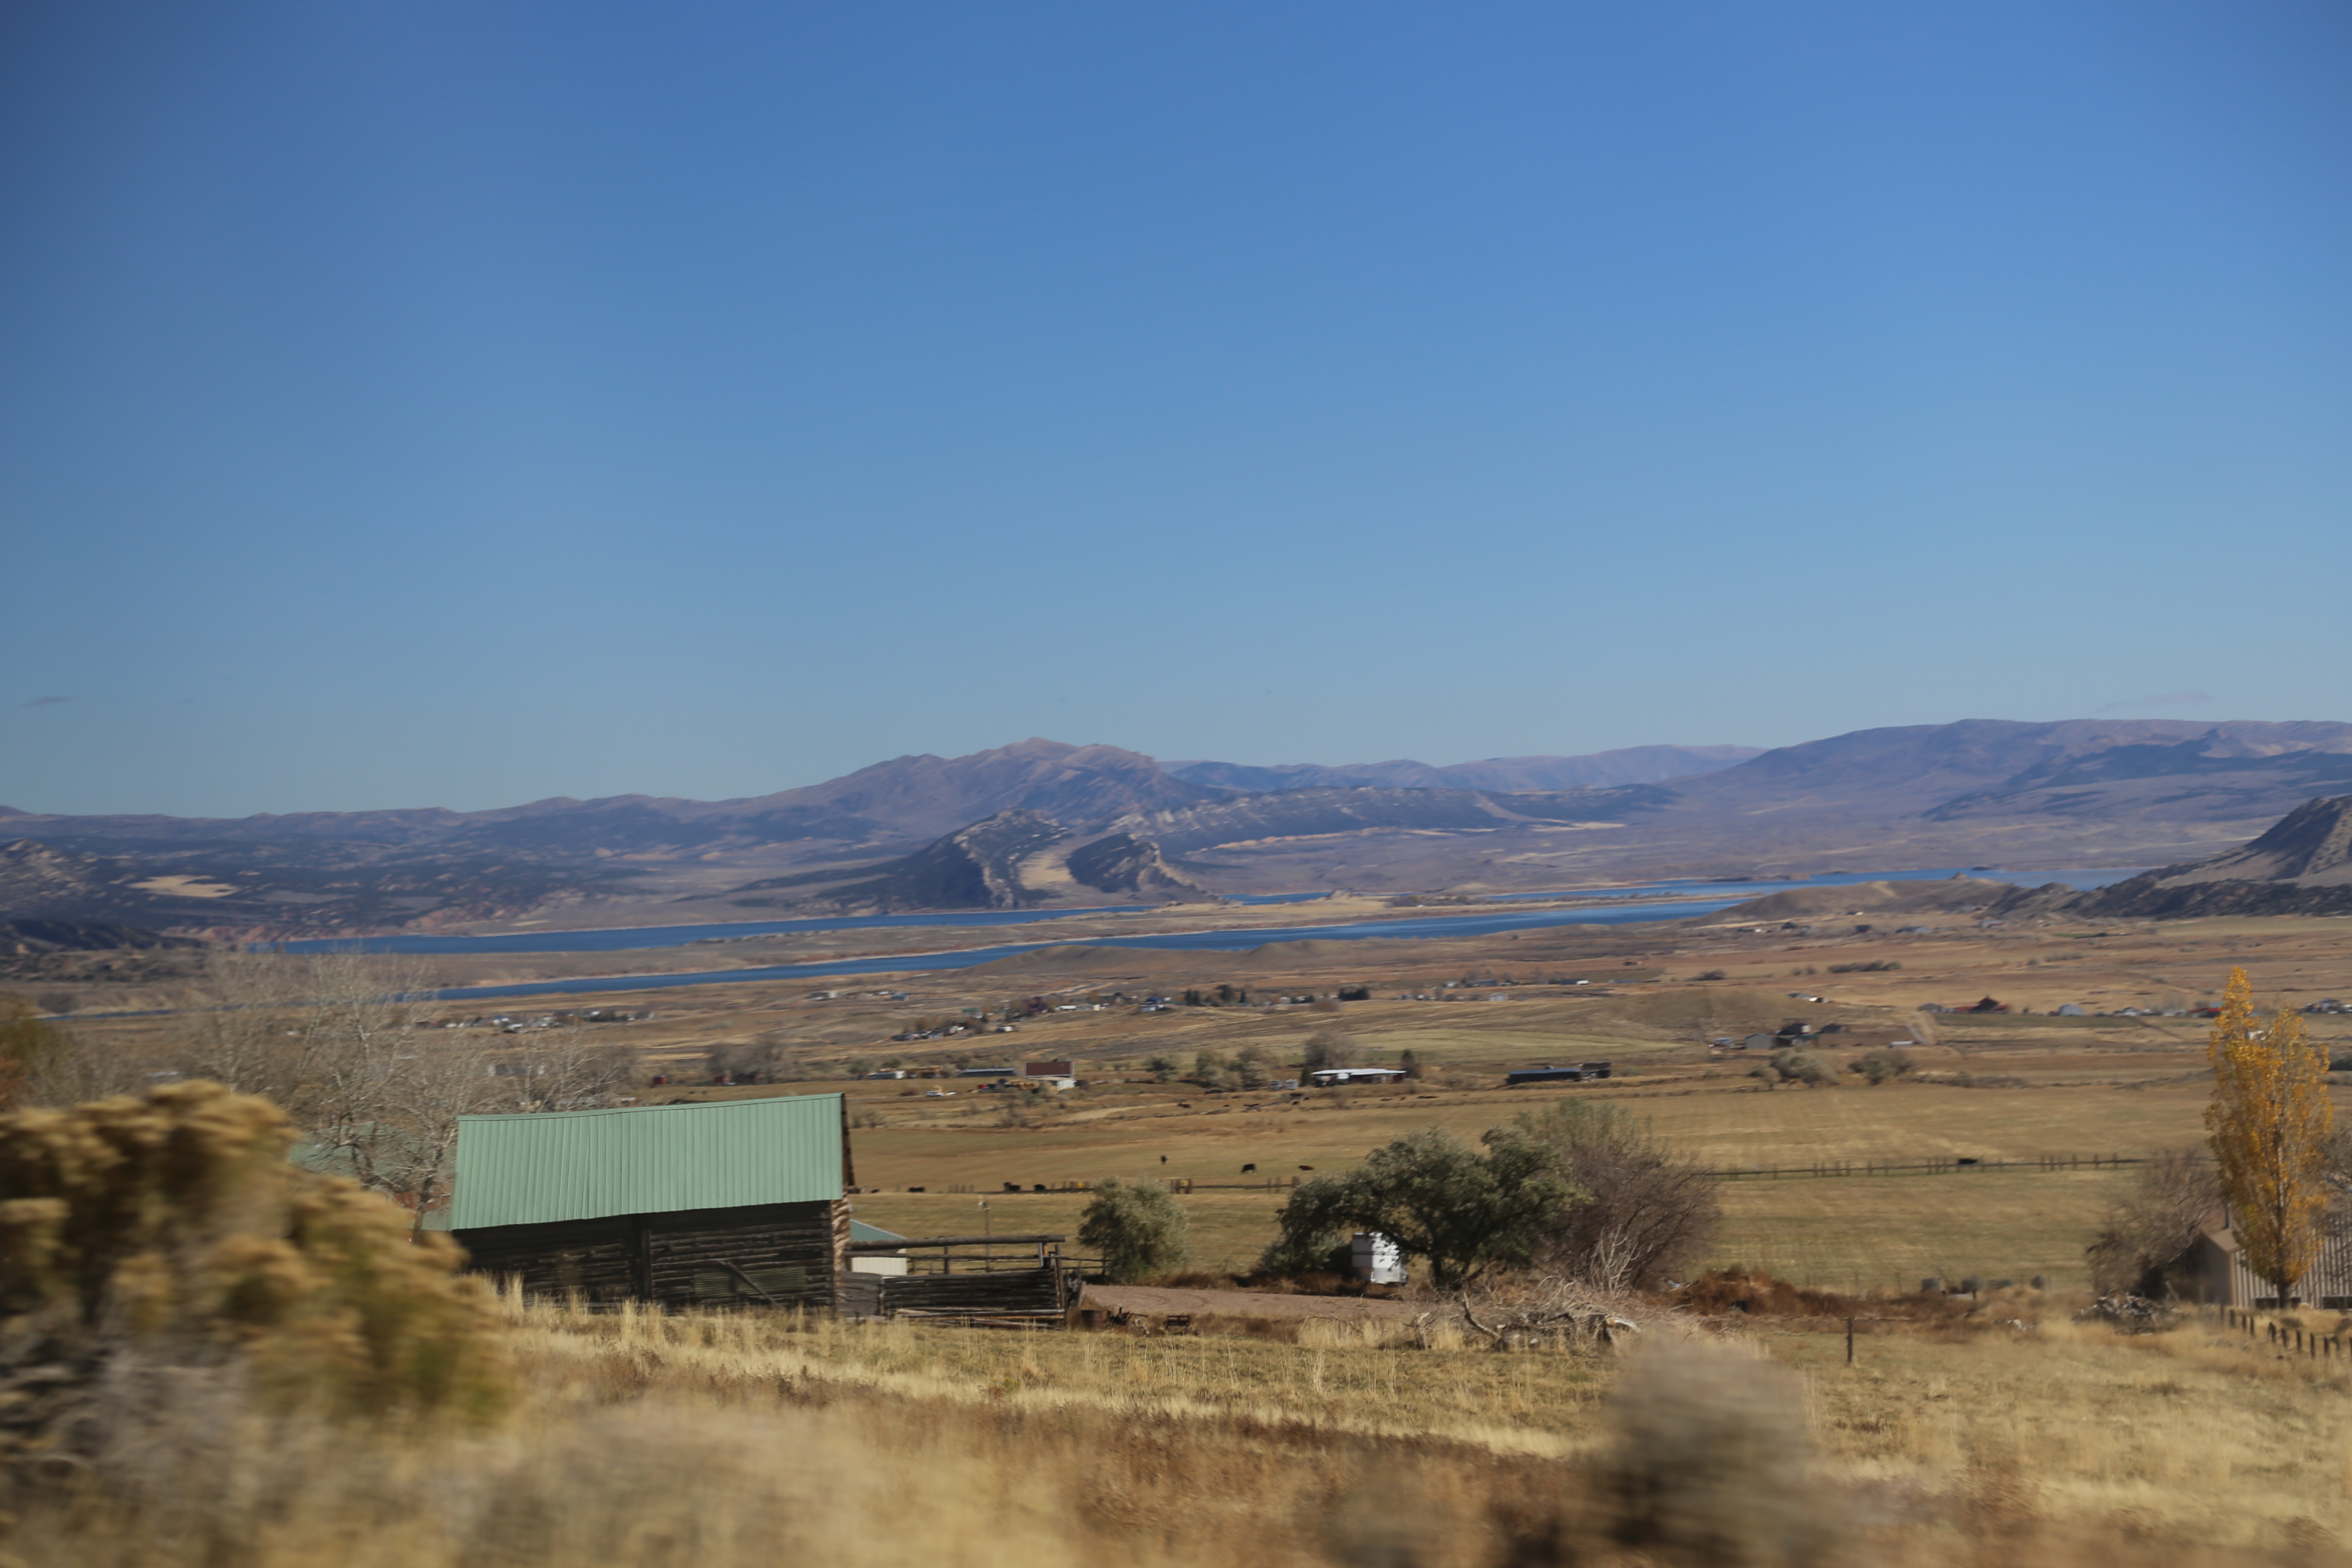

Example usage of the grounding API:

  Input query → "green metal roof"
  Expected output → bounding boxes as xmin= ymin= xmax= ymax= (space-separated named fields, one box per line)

xmin=848 ymin=1219 xmax=904 ymax=1245
xmin=450 ymin=1093 xmax=846 ymax=1231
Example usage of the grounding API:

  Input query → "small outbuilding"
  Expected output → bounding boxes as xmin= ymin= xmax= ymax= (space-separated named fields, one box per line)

xmin=450 ymin=1093 xmax=854 ymax=1310
xmin=2183 ymin=1217 xmax=2352 ymax=1310
xmin=1308 ymin=1067 xmax=1411 ymax=1087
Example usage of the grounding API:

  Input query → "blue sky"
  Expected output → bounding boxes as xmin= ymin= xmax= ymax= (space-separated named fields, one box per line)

xmin=4 ymin=2 xmax=2347 ymax=816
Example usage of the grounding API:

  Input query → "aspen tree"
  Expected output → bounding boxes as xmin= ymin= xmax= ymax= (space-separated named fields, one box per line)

xmin=2205 ymin=966 xmax=2333 ymax=1304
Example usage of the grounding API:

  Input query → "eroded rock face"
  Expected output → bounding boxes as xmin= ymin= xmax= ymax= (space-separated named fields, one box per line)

xmin=1062 ymin=832 xmax=1205 ymax=899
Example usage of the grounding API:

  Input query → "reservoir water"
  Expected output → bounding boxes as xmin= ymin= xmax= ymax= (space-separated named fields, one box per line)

xmin=421 ymin=865 xmax=2144 ymax=1004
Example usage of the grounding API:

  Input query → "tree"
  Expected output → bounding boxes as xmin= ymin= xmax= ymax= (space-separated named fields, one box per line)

xmin=1850 ymin=1049 xmax=1914 ymax=1086
xmin=1144 ymin=1054 xmax=1180 ymax=1083
xmin=1191 ymin=1049 xmax=1234 ymax=1090
xmin=1259 ymin=1125 xmax=1583 ymax=1288
xmin=1510 ymin=1101 xmax=1719 ymax=1291
xmin=2205 ymin=966 xmax=2334 ymax=1304
xmin=1301 ymin=1028 xmax=1356 ymax=1072
xmin=1234 ymin=1044 xmax=1275 ymax=1090
xmin=1766 ymin=1048 xmax=1833 ymax=1087
xmin=1078 ymin=1177 xmax=1190 ymax=1282
xmin=2084 ymin=1147 xmax=2221 ymax=1297
xmin=165 ymin=952 xmax=510 ymax=1229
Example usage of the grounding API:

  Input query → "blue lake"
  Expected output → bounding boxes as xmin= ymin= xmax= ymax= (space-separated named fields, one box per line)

xmin=429 ymin=865 xmax=2143 ymax=1004
xmin=282 ymin=903 xmax=1154 ymax=957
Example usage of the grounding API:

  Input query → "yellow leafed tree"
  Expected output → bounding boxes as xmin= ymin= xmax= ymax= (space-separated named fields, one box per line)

xmin=2205 ymin=966 xmax=2333 ymax=1303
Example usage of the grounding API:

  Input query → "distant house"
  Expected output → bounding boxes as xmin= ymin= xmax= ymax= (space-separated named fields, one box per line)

xmin=1308 ymin=1067 xmax=1410 ymax=1087
xmin=2054 ymin=1003 xmax=2087 ymax=1016
xmin=450 ymin=1093 xmax=853 ymax=1310
xmin=1023 ymin=1060 xmax=1075 ymax=1077
xmin=2184 ymin=1217 xmax=2352 ymax=1310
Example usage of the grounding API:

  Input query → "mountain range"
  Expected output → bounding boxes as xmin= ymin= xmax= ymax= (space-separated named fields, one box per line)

xmin=6 ymin=719 xmax=2352 ymax=936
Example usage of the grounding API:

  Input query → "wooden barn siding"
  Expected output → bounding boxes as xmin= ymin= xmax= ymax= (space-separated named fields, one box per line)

xmin=456 ymin=1198 xmax=850 ymax=1308
xmin=2193 ymin=1220 xmax=2352 ymax=1309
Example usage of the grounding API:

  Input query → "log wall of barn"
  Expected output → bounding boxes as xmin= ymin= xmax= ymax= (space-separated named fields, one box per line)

xmin=455 ymin=1199 xmax=850 ymax=1308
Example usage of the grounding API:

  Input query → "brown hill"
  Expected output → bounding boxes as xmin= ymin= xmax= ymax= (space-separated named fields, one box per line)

xmin=2069 ymin=795 xmax=2352 ymax=918
xmin=1695 ymin=876 xmax=2032 ymax=925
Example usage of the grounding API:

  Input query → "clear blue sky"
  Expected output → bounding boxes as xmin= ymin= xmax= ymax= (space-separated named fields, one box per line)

xmin=4 ymin=2 xmax=2347 ymax=817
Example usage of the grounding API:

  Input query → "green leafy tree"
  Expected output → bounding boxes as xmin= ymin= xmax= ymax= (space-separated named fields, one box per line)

xmin=1234 ymin=1044 xmax=1275 ymax=1091
xmin=1078 ymin=1177 xmax=1190 ymax=1283
xmin=1144 ymin=1054 xmax=1180 ymax=1083
xmin=1260 ymin=1126 xmax=1583 ymax=1287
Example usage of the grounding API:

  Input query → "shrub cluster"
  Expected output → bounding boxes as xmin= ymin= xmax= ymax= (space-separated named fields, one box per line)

xmin=0 ymin=1081 xmax=506 ymax=1478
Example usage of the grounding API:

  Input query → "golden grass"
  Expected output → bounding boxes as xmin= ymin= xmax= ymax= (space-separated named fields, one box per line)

xmin=848 ymin=1079 xmax=2215 ymax=1286
xmin=24 ymin=1291 xmax=2352 ymax=1567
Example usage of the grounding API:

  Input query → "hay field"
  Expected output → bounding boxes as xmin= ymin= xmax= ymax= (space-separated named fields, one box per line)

xmin=848 ymin=1076 xmax=2216 ymax=1285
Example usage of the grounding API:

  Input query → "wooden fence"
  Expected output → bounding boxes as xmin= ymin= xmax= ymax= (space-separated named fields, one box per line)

xmin=1704 ymin=1153 xmax=2143 ymax=1180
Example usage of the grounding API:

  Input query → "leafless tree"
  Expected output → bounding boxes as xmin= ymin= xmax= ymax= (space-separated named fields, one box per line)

xmin=1300 ymin=1027 xmax=1357 ymax=1072
xmin=2084 ymin=1146 xmax=2222 ymax=1296
xmin=1510 ymin=1100 xmax=1719 ymax=1289
xmin=501 ymin=1025 xmax=637 ymax=1111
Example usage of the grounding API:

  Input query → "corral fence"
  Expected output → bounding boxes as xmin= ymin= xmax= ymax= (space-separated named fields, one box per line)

xmin=918 ymin=1178 xmax=1307 ymax=1194
xmin=841 ymin=1232 xmax=1085 ymax=1328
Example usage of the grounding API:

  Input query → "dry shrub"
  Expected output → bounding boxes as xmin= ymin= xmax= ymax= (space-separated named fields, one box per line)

xmin=2083 ymin=1148 xmax=2221 ymax=1298
xmin=1601 ymin=1343 xmax=1830 ymax=1567
xmin=0 ymin=1080 xmax=505 ymax=1480
xmin=1667 ymin=1266 xmax=1965 ymax=1324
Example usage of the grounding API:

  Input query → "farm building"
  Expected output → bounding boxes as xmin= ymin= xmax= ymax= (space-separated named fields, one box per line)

xmin=1308 ymin=1066 xmax=1410 ymax=1087
xmin=1505 ymin=1062 xmax=1613 ymax=1085
xmin=2184 ymin=1218 xmax=2352 ymax=1311
xmin=450 ymin=1093 xmax=854 ymax=1309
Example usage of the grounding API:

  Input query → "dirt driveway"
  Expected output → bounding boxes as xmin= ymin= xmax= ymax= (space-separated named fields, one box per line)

xmin=1080 ymin=1285 xmax=1421 ymax=1321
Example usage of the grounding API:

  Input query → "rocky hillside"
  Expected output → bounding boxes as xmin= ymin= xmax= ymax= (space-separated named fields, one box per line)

xmin=725 ymin=810 xmax=1208 ymax=913
xmin=2066 ymin=794 xmax=2352 ymax=919
xmin=0 ymin=918 xmax=202 ymax=956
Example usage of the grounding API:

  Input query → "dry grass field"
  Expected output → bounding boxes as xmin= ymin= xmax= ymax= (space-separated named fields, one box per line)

xmin=27 ymin=1288 xmax=2352 ymax=1567
xmin=15 ymin=906 xmax=2352 ymax=1567
xmin=43 ymin=902 xmax=2352 ymax=1294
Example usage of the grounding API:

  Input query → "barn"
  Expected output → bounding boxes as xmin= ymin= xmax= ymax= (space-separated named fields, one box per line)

xmin=450 ymin=1093 xmax=854 ymax=1310
xmin=2184 ymin=1218 xmax=2352 ymax=1311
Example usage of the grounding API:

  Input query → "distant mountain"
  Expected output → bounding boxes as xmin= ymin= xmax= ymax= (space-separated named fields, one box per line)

xmin=726 ymin=809 xmax=1210 ymax=913
xmin=1166 ymin=744 xmax=1759 ymax=793
xmin=13 ymin=722 xmax=2352 ymax=932
xmin=3 ymin=738 xmax=1212 ymax=860
xmin=0 ymin=918 xmax=202 ymax=956
xmin=1111 ymin=784 xmax=1673 ymax=856
xmin=2067 ymin=794 xmax=2352 ymax=919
